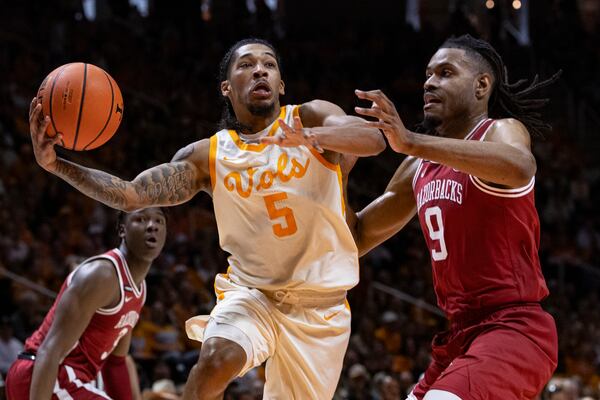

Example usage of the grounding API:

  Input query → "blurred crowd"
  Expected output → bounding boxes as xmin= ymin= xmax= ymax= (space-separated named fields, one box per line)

xmin=1 ymin=0 xmax=599 ymax=398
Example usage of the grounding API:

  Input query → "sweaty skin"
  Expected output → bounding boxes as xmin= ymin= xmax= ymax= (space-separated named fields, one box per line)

xmin=349 ymin=48 xmax=536 ymax=256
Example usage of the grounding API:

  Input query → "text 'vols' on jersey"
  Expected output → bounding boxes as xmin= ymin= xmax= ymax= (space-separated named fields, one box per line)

xmin=412 ymin=118 xmax=549 ymax=320
xmin=24 ymin=248 xmax=146 ymax=381
xmin=209 ymin=105 xmax=358 ymax=293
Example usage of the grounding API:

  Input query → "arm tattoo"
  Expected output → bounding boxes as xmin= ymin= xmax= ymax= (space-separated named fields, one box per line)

xmin=54 ymin=159 xmax=129 ymax=209
xmin=133 ymin=163 xmax=195 ymax=204
xmin=53 ymin=159 xmax=196 ymax=210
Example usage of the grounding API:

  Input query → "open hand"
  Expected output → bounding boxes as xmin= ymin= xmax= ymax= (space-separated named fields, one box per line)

xmin=29 ymin=97 xmax=62 ymax=171
xmin=355 ymin=89 xmax=411 ymax=154
xmin=260 ymin=116 xmax=324 ymax=153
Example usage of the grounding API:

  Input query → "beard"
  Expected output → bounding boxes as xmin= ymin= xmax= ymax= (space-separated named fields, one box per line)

xmin=248 ymin=101 xmax=275 ymax=117
xmin=422 ymin=114 xmax=442 ymax=132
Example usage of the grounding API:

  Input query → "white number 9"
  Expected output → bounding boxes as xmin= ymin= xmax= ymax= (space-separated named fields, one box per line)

xmin=424 ymin=206 xmax=448 ymax=261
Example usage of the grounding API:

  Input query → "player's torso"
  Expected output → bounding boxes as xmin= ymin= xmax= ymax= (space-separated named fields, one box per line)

xmin=412 ymin=119 xmax=549 ymax=318
xmin=210 ymin=105 xmax=358 ymax=292
xmin=25 ymin=248 xmax=145 ymax=380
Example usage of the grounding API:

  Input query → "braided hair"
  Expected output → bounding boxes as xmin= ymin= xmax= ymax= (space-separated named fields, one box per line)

xmin=440 ymin=34 xmax=561 ymax=136
xmin=217 ymin=38 xmax=282 ymax=132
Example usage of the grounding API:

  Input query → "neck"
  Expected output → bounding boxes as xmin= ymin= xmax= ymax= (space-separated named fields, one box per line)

xmin=118 ymin=243 xmax=153 ymax=287
xmin=438 ymin=110 xmax=487 ymax=139
xmin=236 ymin=102 xmax=281 ymax=136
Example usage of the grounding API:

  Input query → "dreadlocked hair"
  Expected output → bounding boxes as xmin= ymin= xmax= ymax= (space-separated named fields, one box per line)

xmin=441 ymin=34 xmax=561 ymax=137
xmin=217 ymin=38 xmax=282 ymax=132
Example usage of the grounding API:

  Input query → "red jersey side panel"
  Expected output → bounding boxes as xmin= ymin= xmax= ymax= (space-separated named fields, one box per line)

xmin=24 ymin=248 xmax=145 ymax=381
xmin=412 ymin=119 xmax=549 ymax=319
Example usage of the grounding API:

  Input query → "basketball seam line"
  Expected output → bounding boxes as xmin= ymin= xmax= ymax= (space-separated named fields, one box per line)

xmin=72 ymin=63 xmax=88 ymax=150
xmin=48 ymin=64 xmax=70 ymax=143
xmin=84 ymin=71 xmax=115 ymax=150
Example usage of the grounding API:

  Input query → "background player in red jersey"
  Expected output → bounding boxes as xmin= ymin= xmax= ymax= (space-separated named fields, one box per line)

xmin=345 ymin=35 xmax=561 ymax=399
xmin=5 ymin=207 xmax=167 ymax=400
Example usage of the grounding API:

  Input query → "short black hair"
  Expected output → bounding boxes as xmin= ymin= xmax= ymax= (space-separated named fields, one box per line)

xmin=217 ymin=38 xmax=282 ymax=132
xmin=440 ymin=34 xmax=561 ymax=136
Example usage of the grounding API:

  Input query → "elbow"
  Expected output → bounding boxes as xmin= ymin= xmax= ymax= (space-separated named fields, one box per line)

xmin=511 ymin=156 xmax=536 ymax=187
xmin=373 ymin=132 xmax=387 ymax=155
xmin=363 ymin=130 xmax=386 ymax=156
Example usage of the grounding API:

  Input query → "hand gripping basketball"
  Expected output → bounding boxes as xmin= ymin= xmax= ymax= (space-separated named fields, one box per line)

xmin=29 ymin=97 xmax=60 ymax=172
xmin=36 ymin=63 xmax=124 ymax=151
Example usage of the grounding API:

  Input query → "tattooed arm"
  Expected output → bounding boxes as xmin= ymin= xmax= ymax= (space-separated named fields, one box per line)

xmin=54 ymin=141 xmax=209 ymax=211
xmin=30 ymin=96 xmax=210 ymax=211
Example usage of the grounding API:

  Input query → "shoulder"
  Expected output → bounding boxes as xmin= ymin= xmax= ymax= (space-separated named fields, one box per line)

xmin=299 ymin=100 xmax=345 ymax=127
xmin=171 ymin=139 xmax=210 ymax=163
xmin=486 ymin=118 xmax=531 ymax=144
xmin=69 ymin=259 xmax=120 ymax=300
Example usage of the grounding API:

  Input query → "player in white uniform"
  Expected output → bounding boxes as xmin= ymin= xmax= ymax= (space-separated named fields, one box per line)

xmin=28 ymin=38 xmax=385 ymax=399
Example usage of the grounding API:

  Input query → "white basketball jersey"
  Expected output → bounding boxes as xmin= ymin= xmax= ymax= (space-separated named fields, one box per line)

xmin=209 ymin=105 xmax=359 ymax=293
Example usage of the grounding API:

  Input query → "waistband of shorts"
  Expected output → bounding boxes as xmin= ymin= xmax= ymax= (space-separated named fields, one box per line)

xmin=18 ymin=351 xmax=36 ymax=361
xmin=449 ymin=302 xmax=542 ymax=329
xmin=261 ymin=289 xmax=347 ymax=308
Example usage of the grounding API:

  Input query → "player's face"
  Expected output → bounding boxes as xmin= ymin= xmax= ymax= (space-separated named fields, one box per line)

xmin=121 ymin=208 xmax=167 ymax=260
xmin=423 ymin=48 xmax=478 ymax=131
xmin=222 ymin=43 xmax=285 ymax=117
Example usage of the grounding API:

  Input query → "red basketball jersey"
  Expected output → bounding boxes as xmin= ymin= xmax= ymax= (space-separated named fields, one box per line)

xmin=412 ymin=119 xmax=549 ymax=320
xmin=25 ymin=248 xmax=146 ymax=381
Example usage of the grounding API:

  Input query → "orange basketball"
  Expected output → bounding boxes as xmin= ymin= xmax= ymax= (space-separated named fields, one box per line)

xmin=36 ymin=63 xmax=124 ymax=151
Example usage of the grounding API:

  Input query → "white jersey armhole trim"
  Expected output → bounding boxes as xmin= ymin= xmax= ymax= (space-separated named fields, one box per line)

xmin=66 ymin=251 xmax=125 ymax=315
xmin=96 ymin=252 xmax=125 ymax=315
xmin=114 ymin=248 xmax=142 ymax=298
xmin=412 ymin=158 xmax=424 ymax=190
xmin=464 ymin=118 xmax=490 ymax=140
xmin=469 ymin=175 xmax=535 ymax=198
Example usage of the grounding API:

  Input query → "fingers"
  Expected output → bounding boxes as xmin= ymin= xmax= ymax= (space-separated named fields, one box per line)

xmin=279 ymin=119 xmax=298 ymax=138
xmin=293 ymin=116 xmax=303 ymax=131
xmin=39 ymin=115 xmax=51 ymax=137
xmin=354 ymin=106 xmax=393 ymax=121
xmin=29 ymin=97 xmax=37 ymax=121
xmin=355 ymin=89 xmax=394 ymax=112
xmin=29 ymin=101 xmax=42 ymax=125
xmin=259 ymin=136 xmax=280 ymax=145
xmin=362 ymin=120 xmax=392 ymax=130
xmin=355 ymin=89 xmax=390 ymax=103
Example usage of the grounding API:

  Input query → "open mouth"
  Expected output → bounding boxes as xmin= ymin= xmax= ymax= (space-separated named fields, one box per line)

xmin=251 ymin=81 xmax=272 ymax=98
xmin=145 ymin=236 xmax=158 ymax=247
xmin=423 ymin=93 xmax=442 ymax=110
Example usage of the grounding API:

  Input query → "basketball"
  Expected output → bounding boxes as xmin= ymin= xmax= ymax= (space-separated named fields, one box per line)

xmin=36 ymin=63 xmax=124 ymax=151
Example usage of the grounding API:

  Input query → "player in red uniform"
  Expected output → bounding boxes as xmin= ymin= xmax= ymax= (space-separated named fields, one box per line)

xmin=346 ymin=35 xmax=561 ymax=399
xmin=5 ymin=207 xmax=167 ymax=400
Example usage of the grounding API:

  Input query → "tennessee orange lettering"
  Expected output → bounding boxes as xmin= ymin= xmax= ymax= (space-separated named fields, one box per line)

xmin=224 ymin=153 xmax=310 ymax=197
xmin=224 ymin=167 xmax=257 ymax=198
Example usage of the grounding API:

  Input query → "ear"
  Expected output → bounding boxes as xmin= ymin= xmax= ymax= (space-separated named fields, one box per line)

xmin=118 ymin=224 xmax=125 ymax=239
xmin=221 ymin=80 xmax=231 ymax=97
xmin=475 ymin=73 xmax=493 ymax=100
xmin=279 ymin=79 xmax=285 ymax=96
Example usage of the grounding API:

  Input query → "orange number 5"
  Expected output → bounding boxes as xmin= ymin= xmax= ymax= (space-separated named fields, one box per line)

xmin=263 ymin=192 xmax=297 ymax=237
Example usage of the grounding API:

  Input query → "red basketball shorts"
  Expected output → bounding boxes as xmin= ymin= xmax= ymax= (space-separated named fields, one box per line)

xmin=411 ymin=304 xmax=558 ymax=400
xmin=6 ymin=358 xmax=109 ymax=400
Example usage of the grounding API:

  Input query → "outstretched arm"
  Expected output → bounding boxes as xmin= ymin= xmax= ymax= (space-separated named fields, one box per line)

xmin=355 ymin=90 xmax=536 ymax=188
xmin=30 ymin=98 xmax=210 ymax=211
xmin=30 ymin=261 xmax=121 ymax=400
xmin=347 ymin=157 xmax=419 ymax=256
xmin=261 ymin=99 xmax=386 ymax=157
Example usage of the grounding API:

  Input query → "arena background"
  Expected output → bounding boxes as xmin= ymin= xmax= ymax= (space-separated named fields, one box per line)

xmin=1 ymin=0 xmax=599 ymax=398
